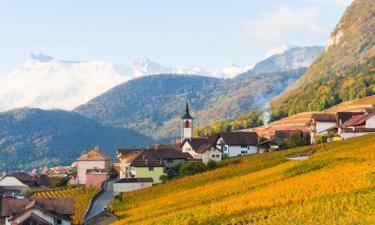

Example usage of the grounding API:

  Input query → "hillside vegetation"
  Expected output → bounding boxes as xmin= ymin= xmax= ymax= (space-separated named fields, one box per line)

xmin=110 ymin=134 xmax=375 ymax=224
xmin=0 ymin=108 xmax=153 ymax=171
xmin=75 ymin=47 xmax=322 ymax=140
xmin=271 ymin=0 xmax=375 ymax=118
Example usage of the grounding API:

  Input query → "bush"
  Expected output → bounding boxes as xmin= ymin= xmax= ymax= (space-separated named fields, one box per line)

xmin=179 ymin=161 xmax=208 ymax=176
xmin=207 ymin=160 xmax=217 ymax=170
xmin=159 ymin=175 xmax=168 ymax=183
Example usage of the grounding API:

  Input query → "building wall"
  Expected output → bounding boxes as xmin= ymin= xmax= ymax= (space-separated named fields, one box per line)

xmin=113 ymin=182 xmax=152 ymax=195
xmin=202 ymin=148 xmax=222 ymax=164
xmin=134 ymin=167 xmax=165 ymax=184
xmin=216 ymin=137 xmax=259 ymax=157
xmin=6 ymin=208 xmax=70 ymax=225
xmin=365 ymin=116 xmax=375 ymax=128
xmin=316 ymin=122 xmax=336 ymax=133
xmin=340 ymin=132 xmax=374 ymax=140
xmin=86 ymin=173 xmax=108 ymax=188
xmin=77 ymin=160 xmax=110 ymax=184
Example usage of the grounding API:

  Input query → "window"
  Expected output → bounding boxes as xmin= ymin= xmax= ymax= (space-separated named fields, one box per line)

xmin=241 ymin=145 xmax=247 ymax=148
xmin=212 ymin=154 xmax=216 ymax=158
xmin=184 ymin=120 xmax=190 ymax=128
xmin=149 ymin=167 xmax=154 ymax=171
xmin=216 ymin=154 xmax=220 ymax=158
xmin=241 ymin=151 xmax=247 ymax=154
xmin=55 ymin=219 xmax=62 ymax=225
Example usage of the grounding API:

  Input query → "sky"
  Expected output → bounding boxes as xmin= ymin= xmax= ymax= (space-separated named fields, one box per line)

xmin=0 ymin=0 xmax=352 ymax=75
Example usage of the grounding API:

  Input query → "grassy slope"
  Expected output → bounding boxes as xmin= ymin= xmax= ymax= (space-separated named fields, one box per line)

xmin=111 ymin=135 xmax=375 ymax=225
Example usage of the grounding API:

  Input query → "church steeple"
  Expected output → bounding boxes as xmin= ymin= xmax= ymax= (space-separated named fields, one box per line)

xmin=181 ymin=102 xmax=193 ymax=141
xmin=181 ymin=102 xmax=193 ymax=120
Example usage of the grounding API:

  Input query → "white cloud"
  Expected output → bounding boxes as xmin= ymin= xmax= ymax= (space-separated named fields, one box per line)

xmin=242 ymin=7 xmax=328 ymax=48
xmin=265 ymin=45 xmax=291 ymax=58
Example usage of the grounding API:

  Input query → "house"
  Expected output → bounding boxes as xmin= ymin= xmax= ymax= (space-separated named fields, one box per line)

xmin=216 ymin=132 xmax=259 ymax=157
xmin=181 ymin=137 xmax=222 ymax=164
xmin=76 ymin=146 xmax=111 ymax=185
xmin=113 ymin=178 xmax=153 ymax=195
xmin=0 ymin=174 xmax=30 ymax=192
xmin=309 ymin=113 xmax=337 ymax=144
xmin=117 ymin=148 xmax=191 ymax=183
xmin=1 ymin=198 xmax=74 ymax=225
xmin=85 ymin=169 xmax=109 ymax=188
xmin=258 ymin=140 xmax=279 ymax=153
xmin=117 ymin=150 xmax=165 ymax=183
xmin=338 ymin=112 xmax=375 ymax=139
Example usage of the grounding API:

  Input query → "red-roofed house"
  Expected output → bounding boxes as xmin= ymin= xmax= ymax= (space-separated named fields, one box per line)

xmin=76 ymin=146 xmax=111 ymax=185
xmin=309 ymin=113 xmax=337 ymax=144
xmin=338 ymin=112 xmax=375 ymax=139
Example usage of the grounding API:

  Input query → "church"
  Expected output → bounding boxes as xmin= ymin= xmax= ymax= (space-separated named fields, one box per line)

xmin=180 ymin=102 xmax=223 ymax=164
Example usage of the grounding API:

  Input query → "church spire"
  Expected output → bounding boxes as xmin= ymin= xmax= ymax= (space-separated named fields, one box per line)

xmin=181 ymin=102 xmax=193 ymax=119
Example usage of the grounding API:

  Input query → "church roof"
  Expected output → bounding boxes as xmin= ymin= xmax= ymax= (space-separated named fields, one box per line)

xmin=77 ymin=147 xmax=111 ymax=161
xmin=181 ymin=102 xmax=193 ymax=119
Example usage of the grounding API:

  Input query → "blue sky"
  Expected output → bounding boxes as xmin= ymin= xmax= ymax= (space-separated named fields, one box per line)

xmin=0 ymin=0 xmax=351 ymax=74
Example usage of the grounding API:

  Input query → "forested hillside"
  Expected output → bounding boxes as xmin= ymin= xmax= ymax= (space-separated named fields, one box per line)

xmin=0 ymin=108 xmax=153 ymax=171
xmin=75 ymin=47 xmax=322 ymax=140
xmin=110 ymin=134 xmax=375 ymax=224
xmin=271 ymin=0 xmax=375 ymax=118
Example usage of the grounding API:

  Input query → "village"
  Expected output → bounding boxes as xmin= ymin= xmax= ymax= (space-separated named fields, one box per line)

xmin=1 ymin=102 xmax=375 ymax=225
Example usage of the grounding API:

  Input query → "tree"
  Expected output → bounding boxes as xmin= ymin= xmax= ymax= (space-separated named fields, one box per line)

xmin=179 ymin=162 xmax=207 ymax=176
xmin=207 ymin=160 xmax=217 ymax=170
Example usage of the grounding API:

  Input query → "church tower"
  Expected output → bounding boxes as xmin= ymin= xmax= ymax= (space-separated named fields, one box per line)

xmin=181 ymin=102 xmax=193 ymax=141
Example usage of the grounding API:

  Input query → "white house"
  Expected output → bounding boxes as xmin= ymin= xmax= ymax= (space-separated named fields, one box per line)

xmin=0 ymin=174 xmax=29 ymax=192
xmin=309 ymin=113 xmax=337 ymax=144
xmin=1 ymin=198 xmax=74 ymax=225
xmin=338 ymin=112 xmax=375 ymax=139
xmin=181 ymin=137 xmax=222 ymax=164
xmin=216 ymin=132 xmax=259 ymax=157
xmin=76 ymin=146 xmax=111 ymax=185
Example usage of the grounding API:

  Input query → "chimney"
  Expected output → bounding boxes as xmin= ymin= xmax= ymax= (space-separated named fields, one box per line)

xmin=95 ymin=146 xmax=99 ymax=150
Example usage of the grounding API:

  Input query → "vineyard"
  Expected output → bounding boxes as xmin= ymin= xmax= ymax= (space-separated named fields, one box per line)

xmin=110 ymin=134 xmax=375 ymax=224
xmin=32 ymin=186 xmax=99 ymax=225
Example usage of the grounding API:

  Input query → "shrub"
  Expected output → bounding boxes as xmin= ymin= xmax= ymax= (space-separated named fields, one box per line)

xmin=179 ymin=161 xmax=207 ymax=176
xmin=207 ymin=160 xmax=217 ymax=170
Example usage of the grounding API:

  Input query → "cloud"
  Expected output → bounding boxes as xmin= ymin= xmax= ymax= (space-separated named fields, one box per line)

xmin=242 ymin=7 xmax=328 ymax=48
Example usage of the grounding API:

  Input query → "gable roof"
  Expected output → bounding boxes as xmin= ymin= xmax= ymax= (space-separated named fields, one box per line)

xmin=342 ymin=113 xmax=375 ymax=127
xmin=1 ymin=198 xmax=74 ymax=217
xmin=336 ymin=111 xmax=364 ymax=125
xmin=311 ymin=113 xmax=337 ymax=122
xmin=182 ymin=136 xmax=218 ymax=153
xmin=148 ymin=143 xmax=182 ymax=151
xmin=218 ymin=132 xmax=258 ymax=145
xmin=77 ymin=147 xmax=110 ymax=161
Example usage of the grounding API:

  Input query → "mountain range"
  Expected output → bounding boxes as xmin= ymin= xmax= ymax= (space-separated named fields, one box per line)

xmin=0 ymin=54 xmax=252 ymax=112
xmin=75 ymin=46 xmax=323 ymax=139
xmin=0 ymin=46 xmax=323 ymax=171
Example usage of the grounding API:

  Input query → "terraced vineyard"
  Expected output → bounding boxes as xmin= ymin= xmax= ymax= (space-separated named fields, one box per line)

xmin=32 ymin=186 xmax=99 ymax=225
xmin=110 ymin=134 xmax=375 ymax=224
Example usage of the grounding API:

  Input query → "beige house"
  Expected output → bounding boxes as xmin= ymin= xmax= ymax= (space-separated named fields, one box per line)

xmin=76 ymin=146 xmax=111 ymax=185
xmin=181 ymin=137 xmax=222 ymax=164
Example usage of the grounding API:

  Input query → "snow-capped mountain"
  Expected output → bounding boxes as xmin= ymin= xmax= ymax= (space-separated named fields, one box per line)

xmin=212 ymin=63 xmax=253 ymax=79
xmin=0 ymin=53 xmax=249 ymax=112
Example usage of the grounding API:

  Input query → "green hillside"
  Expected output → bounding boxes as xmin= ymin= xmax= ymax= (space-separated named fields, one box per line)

xmin=110 ymin=134 xmax=375 ymax=225
xmin=271 ymin=0 xmax=375 ymax=118
xmin=0 ymin=108 xmax=153 ymax=172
